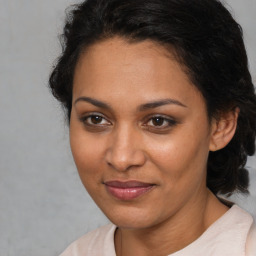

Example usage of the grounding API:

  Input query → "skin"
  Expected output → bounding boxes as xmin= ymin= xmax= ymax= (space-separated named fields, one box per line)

xmin=70 ymin=37 xmax=237 ymax=256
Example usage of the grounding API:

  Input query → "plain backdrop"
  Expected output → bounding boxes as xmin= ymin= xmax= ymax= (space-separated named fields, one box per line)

xmin=0 ymin=0 xmax=255 ymax=255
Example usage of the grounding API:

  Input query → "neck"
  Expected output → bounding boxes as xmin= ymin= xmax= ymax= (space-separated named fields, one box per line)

xmin=115 ymin=190 xmax=228 ymax=256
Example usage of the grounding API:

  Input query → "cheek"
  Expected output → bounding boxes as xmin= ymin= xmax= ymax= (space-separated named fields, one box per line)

xmin=149 ymin=128 xmax=210 ymax=181
xmin=69 ymin=125 xmax=105 ymax=184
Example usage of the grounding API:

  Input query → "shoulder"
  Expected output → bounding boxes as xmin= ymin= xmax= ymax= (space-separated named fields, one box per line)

xmin=230 ymin=206 xmax=256 ymax=256
xmin=246 ymin=222 xmax=256 ymax=256
xmin=59 ymin=223 xmax=117 ymax=256
xmin=171 ymin=205 xmax=254 ymax=256
xmin=227 ymin=205 xmax=256 ymax=256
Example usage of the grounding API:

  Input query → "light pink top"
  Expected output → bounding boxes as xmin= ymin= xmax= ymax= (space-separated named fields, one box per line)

xmin=60 ymin=205 xmax=256 ymax=256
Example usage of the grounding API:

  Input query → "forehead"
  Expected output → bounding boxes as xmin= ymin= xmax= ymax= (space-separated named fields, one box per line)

xmin=73 ymin=37 xmax=204 ymax=109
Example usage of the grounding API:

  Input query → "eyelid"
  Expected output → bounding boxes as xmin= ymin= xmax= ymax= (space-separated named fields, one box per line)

xmin=79 ymin=112 xmax=112 ymax=126
xmin=142 ymin=114 xmax=177 ymax=128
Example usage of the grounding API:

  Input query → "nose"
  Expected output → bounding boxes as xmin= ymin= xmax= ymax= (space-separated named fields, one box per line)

xmin=105 ymin=125 xmax=146 ymax=172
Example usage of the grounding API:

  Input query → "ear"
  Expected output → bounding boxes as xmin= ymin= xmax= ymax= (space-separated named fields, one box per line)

xmin=209 ymin=108 xmax=239 ymax=152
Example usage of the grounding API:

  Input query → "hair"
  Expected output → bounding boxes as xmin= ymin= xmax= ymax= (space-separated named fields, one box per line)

xmin=49 ymin=0 xmax=256 ymax=196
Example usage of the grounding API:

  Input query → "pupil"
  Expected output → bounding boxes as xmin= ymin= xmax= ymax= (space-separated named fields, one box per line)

xmin=91 ymin=116 xmax=102 ymax=124
xmin=152 ymin=117 xmax=164 ymax=126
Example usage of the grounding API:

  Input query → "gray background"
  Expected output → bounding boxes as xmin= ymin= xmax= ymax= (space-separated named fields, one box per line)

xmin=0 ymin=1 xmax=255 ymax=255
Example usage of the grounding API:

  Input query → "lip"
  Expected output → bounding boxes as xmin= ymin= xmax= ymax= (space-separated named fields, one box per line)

xmin=104 ymin=180 xmax=155 ymax=200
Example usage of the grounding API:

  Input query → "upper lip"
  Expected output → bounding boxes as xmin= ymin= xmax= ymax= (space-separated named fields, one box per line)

xmin=104 ymin=180 xmax=154 ymax=188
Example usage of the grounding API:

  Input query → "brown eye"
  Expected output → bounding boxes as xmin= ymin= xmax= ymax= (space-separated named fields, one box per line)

xmin=151 ymin=117 xmax=165 ymax=126
xmin=90 ymin=115 xmax=103 ymax=124
xmin=145 ymin=115 xmax=177 ymax=129
xmin=80 ymin=114 xmax=111 ymax=126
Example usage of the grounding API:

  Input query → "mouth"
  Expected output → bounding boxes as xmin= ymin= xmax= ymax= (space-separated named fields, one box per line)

xmin=104 ymin=180 xmax=155 ymax=200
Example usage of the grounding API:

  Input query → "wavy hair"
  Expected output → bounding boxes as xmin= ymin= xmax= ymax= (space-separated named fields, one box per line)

xmin=49 ymin=0 xmax=256 ymax=195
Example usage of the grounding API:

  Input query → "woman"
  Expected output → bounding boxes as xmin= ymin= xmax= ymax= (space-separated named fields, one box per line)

xmin=49 ymin=0 xmax=256 ymax=255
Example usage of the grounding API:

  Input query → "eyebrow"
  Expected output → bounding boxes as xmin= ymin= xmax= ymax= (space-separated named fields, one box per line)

xmin=138 ymin=99 xmax=187 ymax=111
xmin=74 ymin=97 xmax=112 ymax=110
xmin=74 ymin=97 xmax=187 ymax=110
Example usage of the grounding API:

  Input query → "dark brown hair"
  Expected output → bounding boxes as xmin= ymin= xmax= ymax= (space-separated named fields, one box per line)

xmin=49 ymin=0 xmax=256 ymax=195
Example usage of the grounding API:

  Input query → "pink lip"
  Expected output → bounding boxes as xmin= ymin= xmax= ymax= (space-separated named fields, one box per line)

xmin=104 ymin=180 xmax=155 ymax=200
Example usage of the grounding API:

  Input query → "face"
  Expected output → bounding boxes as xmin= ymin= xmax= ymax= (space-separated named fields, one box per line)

xmin=70 ymin=37 xmax=215 ymax=229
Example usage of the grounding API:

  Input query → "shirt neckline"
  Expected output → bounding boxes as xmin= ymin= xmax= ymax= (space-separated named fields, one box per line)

xmin=107 ymin=205 xmax=253 ymax=256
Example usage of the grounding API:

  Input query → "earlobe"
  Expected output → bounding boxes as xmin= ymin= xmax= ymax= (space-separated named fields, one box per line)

xmin=209 ymin=108 xmax=239 ymax=151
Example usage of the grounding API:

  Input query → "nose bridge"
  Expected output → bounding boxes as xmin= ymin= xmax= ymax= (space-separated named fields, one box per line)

xmin=105 ymin=123 xmax=145 ymax=171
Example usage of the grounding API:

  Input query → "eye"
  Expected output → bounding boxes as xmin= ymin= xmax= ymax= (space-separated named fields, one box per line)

xmin=144 ymin=115 xmax=177 ymax=129
xmin=80 ymin=114 xmax=111 ymax=126
xmin=149 ymin=117 xmax=166 ymax=126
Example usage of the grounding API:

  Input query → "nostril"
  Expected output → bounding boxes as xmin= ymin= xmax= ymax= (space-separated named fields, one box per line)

xmin=105 ymin=148 xmax=146 ymax=172
xmin=104 ymin=129 xmax=146 ymax=171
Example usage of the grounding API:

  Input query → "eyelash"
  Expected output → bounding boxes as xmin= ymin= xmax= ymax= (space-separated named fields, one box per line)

xmin=79 ymin=113 xmax=111 ymax=127
xmin=144 ymin=115 xmax=177 ymax=130
xmin=79 ymin=113 xmax=177 ymax=131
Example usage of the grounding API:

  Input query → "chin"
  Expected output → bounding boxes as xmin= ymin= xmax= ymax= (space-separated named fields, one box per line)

xmin=102 ymin=205 xmax=162 ymax=229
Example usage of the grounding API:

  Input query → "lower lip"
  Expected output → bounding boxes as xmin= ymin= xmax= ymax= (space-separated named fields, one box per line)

xmin=105 ymin=185 xmax=154 ymax=200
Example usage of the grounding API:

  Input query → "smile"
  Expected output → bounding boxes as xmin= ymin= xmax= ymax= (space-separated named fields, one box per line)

xmin=104 ymin=180 xmax=155 ymax=200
